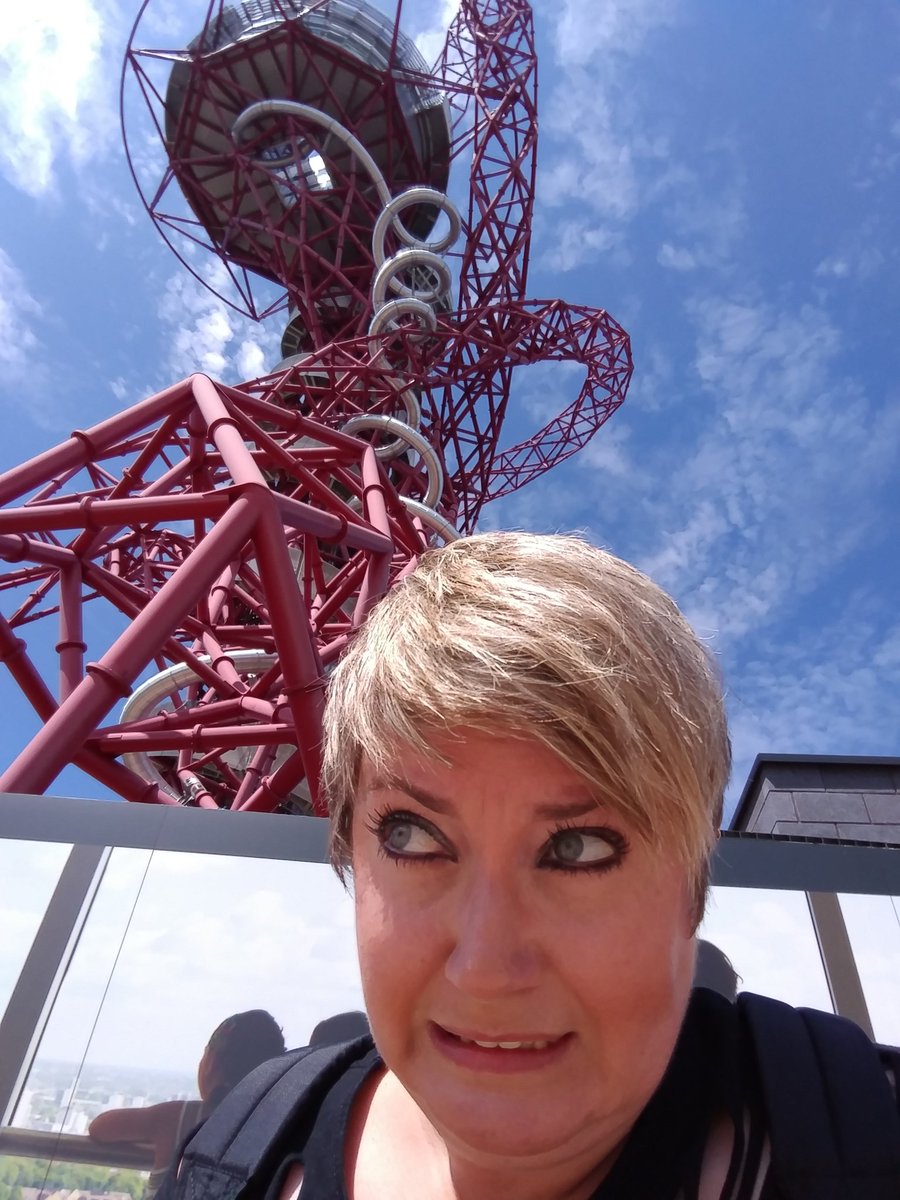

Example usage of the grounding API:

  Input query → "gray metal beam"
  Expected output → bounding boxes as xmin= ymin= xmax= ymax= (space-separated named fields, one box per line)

xmin=3 ymin=795 xmax=899 ymax=892
xmin=712 ymin=831 xmax=900 ymax=896
xmin=807 ymin=890 xmax=875 ymax=1038
xmin=0 ymin=1126 xmax=153 ymax=1169
xmin=0 ymin=792 xmax=329 ymax=863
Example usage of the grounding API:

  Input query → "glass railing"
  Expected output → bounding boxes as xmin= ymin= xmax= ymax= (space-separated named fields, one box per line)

xmin=0 ymin=1126 xmax=153 ymax=1168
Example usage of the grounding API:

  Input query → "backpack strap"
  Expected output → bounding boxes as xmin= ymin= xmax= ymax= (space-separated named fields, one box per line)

xmin=739 ymin=993 xmax=900 ymax=1200
xmin=167 ymin=1036 xmax=374 ymax=1200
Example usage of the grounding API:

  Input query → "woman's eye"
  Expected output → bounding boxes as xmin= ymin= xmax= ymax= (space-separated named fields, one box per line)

xmin=379 ymin=816 xmax=443 ymax=857
xmin=544 ymin=828 xmax=622 ymax=869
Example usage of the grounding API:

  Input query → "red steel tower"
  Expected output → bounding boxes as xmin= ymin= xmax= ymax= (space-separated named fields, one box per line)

xmin=0 ymin=0 xmax=631 ymax=813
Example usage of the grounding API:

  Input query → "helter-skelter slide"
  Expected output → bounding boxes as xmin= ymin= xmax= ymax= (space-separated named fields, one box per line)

xmin=0 ymin=0 xmax=631 ymax=814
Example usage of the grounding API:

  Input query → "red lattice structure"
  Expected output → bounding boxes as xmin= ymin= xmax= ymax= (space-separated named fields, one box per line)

xmin=0 ymin=0 xmax=631 ymax=811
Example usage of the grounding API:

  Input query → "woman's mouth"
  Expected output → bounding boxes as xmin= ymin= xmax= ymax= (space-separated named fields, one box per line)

xmin=429 ymin=1023 xmax=573 ymax=1072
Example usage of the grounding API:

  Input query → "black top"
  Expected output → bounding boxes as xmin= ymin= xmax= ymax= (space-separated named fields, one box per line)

xmin=266 ymin=988 xmax=776 ymax=1200
xmin=592 ymin=987 xmax=769 ymax=1200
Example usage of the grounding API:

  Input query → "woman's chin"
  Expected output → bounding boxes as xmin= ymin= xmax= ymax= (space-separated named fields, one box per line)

xmin=421 ymin=1088 xmax=592 ymax=1166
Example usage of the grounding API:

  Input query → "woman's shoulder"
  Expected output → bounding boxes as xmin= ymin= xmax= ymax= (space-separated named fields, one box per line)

xmin=696 ymin=988 xmax=900 ymax=1198
xmin=690 ymin=986 xmax=900 ymax=1119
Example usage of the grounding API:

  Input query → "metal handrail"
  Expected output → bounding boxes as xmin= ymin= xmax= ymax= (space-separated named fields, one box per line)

xmin=0 ymin=1125 xmax=154 ymax=1169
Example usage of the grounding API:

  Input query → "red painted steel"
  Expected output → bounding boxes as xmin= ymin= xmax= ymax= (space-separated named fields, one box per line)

xmin=0 ymin=0 xmax=632 ymax=811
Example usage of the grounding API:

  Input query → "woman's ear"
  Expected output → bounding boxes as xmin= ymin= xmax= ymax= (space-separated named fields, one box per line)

xmin=197 ymin=1045 xmax=221 ymax=1099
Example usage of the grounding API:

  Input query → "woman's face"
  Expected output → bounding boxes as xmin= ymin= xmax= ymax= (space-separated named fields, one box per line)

xmin=352 ymin=729 xmax=697 ymax=1170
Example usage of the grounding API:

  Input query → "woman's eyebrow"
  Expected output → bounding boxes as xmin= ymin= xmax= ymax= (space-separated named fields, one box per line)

xmin=368 ymin=774 xmax=453 ymax=814
xmin=534 ymin=798 xmax=603 ymax=821
xmin=368 ymin=777 xmax=601 ymax=822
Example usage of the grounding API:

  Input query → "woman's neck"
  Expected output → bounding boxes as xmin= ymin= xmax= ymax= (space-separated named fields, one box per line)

xmin=442 ymin=1145 xmax=621 ymax=1200
xmin=349 ymin=1070 xmax=628 ymax=1200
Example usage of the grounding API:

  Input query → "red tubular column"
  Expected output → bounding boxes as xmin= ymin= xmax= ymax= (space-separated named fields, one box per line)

xmin=0 ymin=494 xmax=260 ymax=795
xmin=0 ymin=615 xmax=170 ymax=803
xmin=251 ymin=501 xmax=327 ymax=811
xmin=56 ymin=566 xmax=86 ymax=702
xmin=354 ymin=446 xmax=393 ymax=625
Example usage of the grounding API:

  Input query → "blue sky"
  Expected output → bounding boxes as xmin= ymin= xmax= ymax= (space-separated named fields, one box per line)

xmin=0 ymin=0 xmax=898 ymax=813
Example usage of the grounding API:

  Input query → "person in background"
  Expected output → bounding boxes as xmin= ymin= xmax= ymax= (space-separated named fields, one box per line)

xmin=90 ymin=1009 xmax=284 ymax=1197
xmin=693 ymin=939 xmax=739 ymax=1001
xmin=308 ymin=1011 xmax=370 ymax=1047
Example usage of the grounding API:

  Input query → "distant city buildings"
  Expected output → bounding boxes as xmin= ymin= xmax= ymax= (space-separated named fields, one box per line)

xmin=21 ymin=1190 xmax=133 ymax=1200
xmin=15 ymin=1060 xmax=194 ymax=1136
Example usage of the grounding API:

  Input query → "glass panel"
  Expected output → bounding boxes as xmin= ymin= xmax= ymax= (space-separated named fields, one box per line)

xmin=11 ymin=847 xmax=153 ymax=1132
xmin=838 ymin=893 xmax=900 ymax=1046
xmin=11 ymin=847 xmax=361 ymax=1180
xmin=0 ymin=840 xmax=72 ymax=1022
xmin=698 ymin=886 xmax=833 ymax=1011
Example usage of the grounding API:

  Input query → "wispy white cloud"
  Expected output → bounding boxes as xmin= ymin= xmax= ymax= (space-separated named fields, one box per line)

xmin=138 ymin=0 xmax=197 ymax=42
xmin=538 ymin=0 xmax=683 ymax=227
xmin=537 ymin=215 xmax=626 ymax=272
xmin=639 ymin=500 xmax=731 ymax=599
xmin=541 ymin=72 xmax=663 ymax=223
xmin=408 ymin=0 xmax=461 ymax=66
xmin=479 ymin=473 xmax=591 ymax=536
xmin=552 ymin=0 xmax=681 ymax=64
xmin=0 ymin=249 xmax=44 ymax=384
xmin=537 ymin=0 xmax=747 ymax=275
xmin=657 ymin=176 xmax=746 ymax=273
xmin=634 ymin=296 xmax=900 ymax=631
xmin=815 ymin=244 xmax=886 ymax=282
xmin=0 ymin=248 xmax=82 ymax=431
xmin=109 ymin=378 xmax=130 ymax=403
xmin=658 ymin=243 xmax=698 ymax=271
xmin=158 ymin=260 xmax=284 ymax=384
xmin=501 ymin=287 xmax=898 ymax=684
xmin=854 ymin=101 xmax=900 ymax=190
xmin=873 ymin=625 xmax=900 ymax=670
xmin=577 ymin=421 xmax=635 ymax=478
xmin=623 ymin=344 xmax=678 ymax=413
xmin=560 ymin=287 xmax=900 ymax=802
xmin=726 ymin=610 xmax=900 ymax=791
xmin=0 ymin=0 xmax=122 ymax=197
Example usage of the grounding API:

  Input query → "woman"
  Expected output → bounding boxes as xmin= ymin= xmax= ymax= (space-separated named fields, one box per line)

xmin=303 ymin=531 xmax=732 ymax=1199
xmin=90 ymin=1010 xmax=284 ymax=1196
xmin=173 ymin=532 xmax=900 ymax=1200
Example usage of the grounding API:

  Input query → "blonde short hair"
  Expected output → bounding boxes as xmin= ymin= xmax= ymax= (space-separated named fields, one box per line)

xmin=322 ymin=531 xmax=730 ymax=905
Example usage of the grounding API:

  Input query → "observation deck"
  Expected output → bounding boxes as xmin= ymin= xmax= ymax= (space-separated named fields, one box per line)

xmin=164 ymin=0 xmax=451 ymax=339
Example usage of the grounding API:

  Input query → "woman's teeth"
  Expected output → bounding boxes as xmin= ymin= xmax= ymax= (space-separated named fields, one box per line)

xmin=463 ymin=1038 xmax=551 ymax=1050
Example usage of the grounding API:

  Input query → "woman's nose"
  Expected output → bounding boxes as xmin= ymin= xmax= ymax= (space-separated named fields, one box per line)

xmin=443 ymin=874 xmax=542 ymax=998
